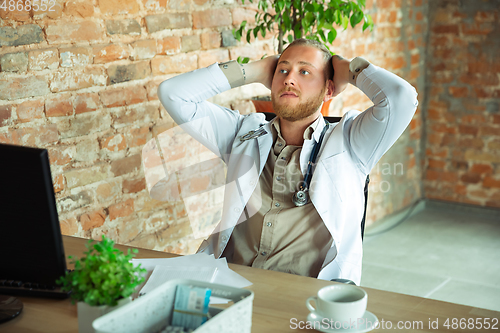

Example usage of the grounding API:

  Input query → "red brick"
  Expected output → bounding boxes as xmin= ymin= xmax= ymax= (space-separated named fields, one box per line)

xmin=157 ymin=37 xmax=181 ymax=55
xmin=470 ymin=164 xmax=493 ymax=175
xmin=0 ymin=130 xmax=21 ymax=145
xmin=432 ymin=25 xmax=459 ymax=34
xmin=53 ymin=174 xmax=65 ymax=193
xmin=108 ymin=199 xmax=135 ymax=221
xmin=410 ymin=53 xmax=420 ymax=65
xmin=48 ymin=146 xmax=72 ymax=166
xmin=142 ymin=0 xmax=168 ymax=9
xmin=98 ymin=0 xmax=140 ymax=15
xmin=123 ymin=177 xmax=146 ymax=194
xmin=428 ymin=159 xmax=446 ymax=170
xmin=101 ymin=134 xmax=127 ymax=152
xmin=93 ymin=44 xmax=130 ymax=64
xmin=458 ymin=137 xmax=484 ymax=149
xmin=480 ymin=126 xmax=500 ymax=137
xmin=0 ymin=105 xmax=13 ymax=126
xmin=474 ymin=11 xmax=496 ymax=23
xmin=425 ymin=169 xmax=439 ymax=181
xmin=49 ymin=68 xmax=106 ymax=93
xmin=0 ymin=3 xmax=31 ymax=21
xmin=427 ymin=133 xmax=442 ymax=145
xmin=145 ymin=13 xmax=191 ymax=33
xmin=16 ymin=99 xmax=44 ymax=122
xmin=0 ymin=76 xmax=50 ymax=100
xmin=45 ymin=20 xmax=104 ymax=43
xmin=108 ymin=61 xmax=151 ymax=85
xmin=460 ymin=114 xmax=485 ymax=124
xmin=131 ymin=40 xmax=157 ymax=60
xmin=448 ymin=86 xmax=469 ymax=98
xmin=458 ymin=125 xmax=478 ymax=135
xmin=111 ymin=154 xmax=142 ymax=177
xmin=460 ymin=73 xmax=499 ymax=86
xmin=377 ymin=0 xmax=400 ymax=8
xmin=33 ymin=0 xmax=63 ymax=19
xmin=231 ymin=7 xmax=257 ymax=26
xmin=128 ymin=126 xmax=150 ymax=147
xmin=483 ymin=176 xmax=500 ymax=189
xmin=493 ymin=115 xmax=500 ymax=125
xmin=80 ymin=208 xmax=107 ymax=230
xmin=198 ymin=49 xmax=230 ymax=68
xmin=75 ymin=93 xmax=101 ymax=114
xmin=181 ymin=35 xmax=201 ymax=53
xmin=59 ymin=217 xmax=78 ymax=235
xmin=45 ymin=93 xmax=73 ymax=117
xmin=59 ymin=46 xmax=92 ymax=67
xmin=432 ymin=123 xmax=457 ymax=134
xmin=15 ymin=124 xmax=58 ymax=146
xmin=28 ymin=48 xmax=59 ymax=71
xmin=151 ymin=54 xmax=198 ymax=75
xmin=99 ymin=85 xmax=147 ymax=107
xmin=461 ymin=22 xmax=494 ymax=35
xmin=455 ymin=184 xmax=467 ymax=196
xmin=64 ymin=1 xmax=95 ymax=18
xmin=193 ymin=9 xmax=232 ymax=29
xmin=426 ymin=147 xmax=448 ymax=158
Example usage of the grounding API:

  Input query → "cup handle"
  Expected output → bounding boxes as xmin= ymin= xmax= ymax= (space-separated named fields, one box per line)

xmin=306 ymin=296 xmax=317 ymax=312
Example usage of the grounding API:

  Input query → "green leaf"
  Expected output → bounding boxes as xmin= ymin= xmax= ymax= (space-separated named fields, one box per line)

xmin=350 ymin=11 xmax=363 ymax=28
xmin=287 ymin=34 xmax=293 ymax=44
xmin=276 ymin=0 xmax=285 ymax=12
xmin=341 ymin=15 xmax=349 ymax=30
xmin=328 ymin=28 xmax=337 ymax=44
xmin=318 ymin=29 xmax=327 ymax=43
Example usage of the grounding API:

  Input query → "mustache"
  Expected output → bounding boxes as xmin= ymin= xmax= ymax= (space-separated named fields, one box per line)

xmin=278 ymin=88 xmax=300 ymax=96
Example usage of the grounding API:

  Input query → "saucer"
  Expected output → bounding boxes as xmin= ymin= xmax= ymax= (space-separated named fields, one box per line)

xmin=306 ymin=311 xmax=379 ymax=332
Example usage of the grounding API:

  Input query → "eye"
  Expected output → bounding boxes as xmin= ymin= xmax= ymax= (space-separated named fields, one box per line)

xmin=301 ymin=70 xmax=310 ymax=75
xmin=279 ymin=69 xmax=288 ymax=74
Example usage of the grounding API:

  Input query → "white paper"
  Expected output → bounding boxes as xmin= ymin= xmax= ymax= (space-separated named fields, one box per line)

xmin=139 ymin=266 xmax=218 ymax=296
xmin=132 ymin=254 xmax=252 ymax=304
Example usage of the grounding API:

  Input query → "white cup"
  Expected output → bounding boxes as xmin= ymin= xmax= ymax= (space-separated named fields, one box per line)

xmin=306 ymin=284 xmax=367 ymax=323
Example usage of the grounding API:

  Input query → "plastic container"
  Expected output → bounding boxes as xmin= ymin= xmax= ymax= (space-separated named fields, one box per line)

xmin=92 ymin=279 xmax=254 ymax=333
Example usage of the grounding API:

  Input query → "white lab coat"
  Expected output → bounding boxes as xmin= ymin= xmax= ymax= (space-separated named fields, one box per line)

xmin=158 ymin=62 xmax=418 ymax=285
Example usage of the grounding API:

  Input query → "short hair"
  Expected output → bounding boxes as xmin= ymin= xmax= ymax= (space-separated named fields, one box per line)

xmin=282 ymin=38 xmax=334 ymax=81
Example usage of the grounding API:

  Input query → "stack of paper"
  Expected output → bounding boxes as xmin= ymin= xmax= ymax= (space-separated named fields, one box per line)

xmin=131 ymin=253 xmax=252 ymax=304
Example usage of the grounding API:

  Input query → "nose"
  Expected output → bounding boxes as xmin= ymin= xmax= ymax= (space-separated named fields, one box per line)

xmin=284 ymin=72 xmax=296 ymax=86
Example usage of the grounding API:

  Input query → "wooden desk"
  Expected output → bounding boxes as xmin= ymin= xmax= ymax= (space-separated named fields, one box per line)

xmin=1 ymin=236 xmax=499 ymax=332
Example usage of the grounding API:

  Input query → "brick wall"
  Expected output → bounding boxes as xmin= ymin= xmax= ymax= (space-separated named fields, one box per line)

xmin=326 ymin=0 xmax=427 ymax=224
xmin=0 ymin=0 xmax=274 ymax=254
xmin=0 ymin=0 xmax=458 ymax=255
xmin=424 ymin=0 xmax=500 ymax=208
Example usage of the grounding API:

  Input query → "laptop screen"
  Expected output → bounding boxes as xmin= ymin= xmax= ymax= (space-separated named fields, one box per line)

xmin=0 ymin=143 xmax=67 ymax=286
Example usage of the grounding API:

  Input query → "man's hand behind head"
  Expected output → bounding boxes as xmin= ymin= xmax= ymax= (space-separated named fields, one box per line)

xmin=243 ymin=55 xmax=280 ymax=90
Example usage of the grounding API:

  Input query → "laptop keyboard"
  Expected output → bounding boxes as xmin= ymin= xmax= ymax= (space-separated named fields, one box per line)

xmin=0 ymin=279 xmax=70 ymax=299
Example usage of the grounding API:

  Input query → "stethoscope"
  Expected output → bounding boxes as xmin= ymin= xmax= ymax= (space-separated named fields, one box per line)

xmin=292 ymin=119 xmax=329 ymax=207
xmin=239 ymin=119 xmax=329 ymax=207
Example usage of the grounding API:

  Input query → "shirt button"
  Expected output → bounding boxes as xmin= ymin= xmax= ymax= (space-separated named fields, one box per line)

xmin=222 ymin=235 xmax=228 ymax=241
xmin=276 ymin=176 xmax=282 ymax=181
xmin=266 ymin=222 xmax=272 ymax=227
xmin=281 ymin=157 xmax=286 ymax=160
xmin=261 ymin=252 xmax=267 ymax=256
xmin=233 ymin=207 xmax=240 ymax=213
xmin=277 ymin=142 xmax=283 ymax=147
xmin=275 ymin=202 xmax=280 ymax=207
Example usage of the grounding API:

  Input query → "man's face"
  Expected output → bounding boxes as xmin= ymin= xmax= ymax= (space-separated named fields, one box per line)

xmin=271 ymin=45 xmax=332 ymax=122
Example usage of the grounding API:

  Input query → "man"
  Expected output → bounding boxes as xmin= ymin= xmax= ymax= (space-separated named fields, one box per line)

xmin=158 ymin=39 xmax=418 ymax=285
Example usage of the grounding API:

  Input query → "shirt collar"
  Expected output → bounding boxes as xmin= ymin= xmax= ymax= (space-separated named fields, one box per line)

xmin=270 ymin=113 xmax=326 ymax=144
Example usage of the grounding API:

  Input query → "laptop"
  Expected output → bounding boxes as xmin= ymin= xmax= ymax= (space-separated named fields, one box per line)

xmin=0 ymin=143 xmax=70 ymax=299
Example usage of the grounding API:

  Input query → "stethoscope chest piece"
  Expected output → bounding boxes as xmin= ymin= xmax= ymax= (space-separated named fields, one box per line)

xmin=292 ymin=189 xmax=309 ymax=207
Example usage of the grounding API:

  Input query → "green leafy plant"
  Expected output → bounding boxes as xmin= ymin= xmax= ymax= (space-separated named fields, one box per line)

xmin=57 ymin=235 xmax=147 ymax=307
xmin=233 ymin=0 xmax=374 ymax=54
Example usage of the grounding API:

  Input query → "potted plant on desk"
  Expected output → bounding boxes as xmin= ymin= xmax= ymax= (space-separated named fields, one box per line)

xmin=233 ymin=0 xmax=374 ymax=115
xmin=57 ymin=235 xmax=147 ymax=333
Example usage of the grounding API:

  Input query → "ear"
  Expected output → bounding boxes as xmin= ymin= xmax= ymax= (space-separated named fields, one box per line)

xmin=323 ymin=79 xmax=334 ymax=102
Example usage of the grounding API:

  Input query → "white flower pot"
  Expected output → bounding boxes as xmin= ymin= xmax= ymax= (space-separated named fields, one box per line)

xmin=77 ymin=297 xmax=131 ymax=333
